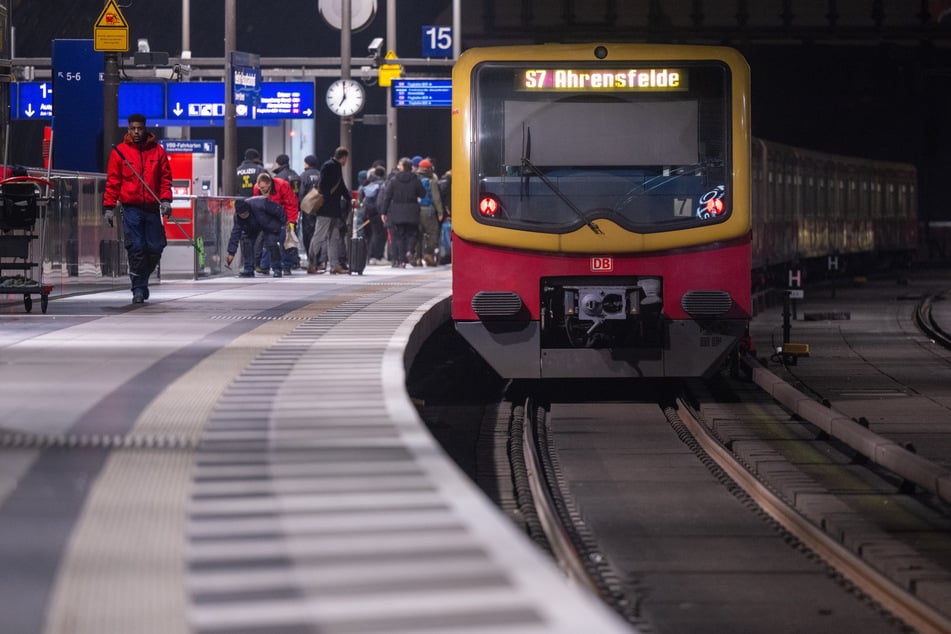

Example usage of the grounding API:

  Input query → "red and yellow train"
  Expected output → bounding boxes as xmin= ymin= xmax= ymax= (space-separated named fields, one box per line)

xmin=450 ymin=43 xmax=916 ymax=380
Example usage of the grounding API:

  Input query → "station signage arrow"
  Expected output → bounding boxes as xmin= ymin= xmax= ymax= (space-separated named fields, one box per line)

xmin=11 ymin=80 xmax=316 ymax=124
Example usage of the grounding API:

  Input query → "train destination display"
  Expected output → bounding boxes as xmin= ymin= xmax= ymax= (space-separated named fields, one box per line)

xmin=519 ymin=68 xmax=687 ymax=91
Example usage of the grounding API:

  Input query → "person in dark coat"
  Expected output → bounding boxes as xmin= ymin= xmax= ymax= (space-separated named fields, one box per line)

xmin=235 ymin=148 xmax=267 ymax=271
xmin=225 ymin=196 xmax=287 ymax=278
xmin=380 ymin=157 xmax=425 ymax=268
xmin=236 ymin=148 xmax=265 ymax=197
xmin=298 ymin=155 xmax=321 ymax=270
xmin=308 ymin=146 xmax=350 ymax=274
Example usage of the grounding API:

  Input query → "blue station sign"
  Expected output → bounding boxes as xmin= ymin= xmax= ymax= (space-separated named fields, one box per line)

xmin=231 ymin=51 xmax=261 ymax=119
xmin=391 ymin=78 xmax=452 ymax=107
xmin=161 ymin=139 xmax=217 ymax=154
xmin=118 ymin=82 xmax=165 ymax=119
xmin=255 ymin=82 xmax=315 ymax=119
xmin=12 ymin=80 xmax=316 ymax=125
xmin=167 ymin=82 xmax=225 ymax=119
xmin=11 ymin=82 xmax=54 ymax=119
xmin=166 ymin=82 xmax=314 ymax=122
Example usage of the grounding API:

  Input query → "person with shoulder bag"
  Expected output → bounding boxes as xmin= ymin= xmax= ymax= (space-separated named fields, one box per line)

xmin=307 ymin=147 xmax=349 ymax=274
xmin=298 ymin=155 xmax=321 ymax=268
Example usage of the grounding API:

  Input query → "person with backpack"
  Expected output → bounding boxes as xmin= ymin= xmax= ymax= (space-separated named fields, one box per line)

xmin=359 ymin=166 xmax=387 ymax=265
xmin=415 ymin=159 xmax=443 ymax=266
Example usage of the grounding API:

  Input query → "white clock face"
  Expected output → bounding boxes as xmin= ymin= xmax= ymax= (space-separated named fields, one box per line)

xmin=326 ymin=79 xmax=365 ymax=116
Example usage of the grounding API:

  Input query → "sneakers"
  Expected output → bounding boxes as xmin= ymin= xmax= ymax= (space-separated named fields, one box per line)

xmin=330 ymin=265 xmax=348 ymax=275
xmin=307 ymin=267 xmax=326 ymax=275
xmin=282 ymin=268 xmax=293 ymax=275
xmin=132 ymin=289 xmax=145 ymax=304
xmin=272 ymin=270 xmax=283 ymax=278
xmin=142 ymin=287 xmax=150 ymax=300
xmin=368 ymin=258 xmax=390 ymax=266
xmin=254 ymin=267 xmax=267 ymax=274
xmin=238 ymin=271 xmax=255 ymax=278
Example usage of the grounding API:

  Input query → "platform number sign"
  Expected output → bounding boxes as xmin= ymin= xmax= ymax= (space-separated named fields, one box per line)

xmin=422 ymin=26 xmax=452 ymax=58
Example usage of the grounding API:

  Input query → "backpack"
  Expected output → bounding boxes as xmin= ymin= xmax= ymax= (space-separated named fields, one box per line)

xmin=362 ymin=180 xmax=382 ymax=216
xmin=419 ymin=177 xmax=433 ymax=207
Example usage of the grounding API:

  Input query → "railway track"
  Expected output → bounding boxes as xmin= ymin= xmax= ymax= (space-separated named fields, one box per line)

xmin=410 ymin=284 xmax=951 ymax=633
xmin=510 ymin=385 xmax=951 ymax=633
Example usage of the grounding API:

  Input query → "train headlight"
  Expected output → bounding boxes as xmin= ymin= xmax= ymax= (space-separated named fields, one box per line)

xmin=705 ymin=198 xmax=724 ymax=215
xmin=479 ymin=195 xmax=501 ymax=217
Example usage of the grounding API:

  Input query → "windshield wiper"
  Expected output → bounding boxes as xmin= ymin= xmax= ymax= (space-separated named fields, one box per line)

xmin=520 ymin=127 xmax=602 ymax=235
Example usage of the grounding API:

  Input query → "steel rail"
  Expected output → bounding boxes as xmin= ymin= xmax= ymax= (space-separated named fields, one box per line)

xmin=676 ymin=398 xmax=951 ymax=634
xmin=520 ymin=399 xmax=600 ymax=592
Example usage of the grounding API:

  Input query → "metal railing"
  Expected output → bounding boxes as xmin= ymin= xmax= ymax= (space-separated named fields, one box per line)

xmin=5 ymin=168 xmax=237 ymax=298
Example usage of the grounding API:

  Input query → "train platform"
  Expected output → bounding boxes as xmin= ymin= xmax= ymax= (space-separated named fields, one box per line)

xmin=747 ymin=272 xmax=951 ymax=475
xmin=0 ymin=266 xmax=632 ymax=634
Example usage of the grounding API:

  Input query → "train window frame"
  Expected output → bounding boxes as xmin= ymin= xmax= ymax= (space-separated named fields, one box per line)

xmin=469 ymin=59 xmax=735 ymax=235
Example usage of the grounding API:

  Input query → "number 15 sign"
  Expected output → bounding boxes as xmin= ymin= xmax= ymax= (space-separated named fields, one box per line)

xmin=422 ymin=26 xmax=453 ymax=58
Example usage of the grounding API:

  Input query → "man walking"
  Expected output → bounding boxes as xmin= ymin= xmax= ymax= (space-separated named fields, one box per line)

xmin=102 ymin=113 xmax=173 ymax=304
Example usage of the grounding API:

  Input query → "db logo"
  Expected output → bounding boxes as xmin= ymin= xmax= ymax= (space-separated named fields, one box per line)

xmin=590 ymin=257 xmax=613 ymax=272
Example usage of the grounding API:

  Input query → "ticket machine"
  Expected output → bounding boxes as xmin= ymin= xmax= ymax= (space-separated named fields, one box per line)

xmin=160 ymin=140 xmax=217 ymax=277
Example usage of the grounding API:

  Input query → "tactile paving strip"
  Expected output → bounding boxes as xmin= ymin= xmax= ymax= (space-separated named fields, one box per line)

xmin=185 ymin=282 xmax=634 ymax=633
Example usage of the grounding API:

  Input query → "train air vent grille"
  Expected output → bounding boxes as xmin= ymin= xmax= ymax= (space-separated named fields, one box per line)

xmin=681 ymin=291 xmax=733 ymax=317
xmin=472 ymin=291 xmax=523 ymax=317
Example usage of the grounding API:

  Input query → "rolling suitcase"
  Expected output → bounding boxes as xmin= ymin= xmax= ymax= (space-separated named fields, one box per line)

xmin=349 ymin=218 xmax=368 ymax=275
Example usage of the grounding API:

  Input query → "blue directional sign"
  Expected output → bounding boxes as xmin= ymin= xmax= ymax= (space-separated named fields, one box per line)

xmin=422 ymin=26 xmax=453 ymax=58
xmin=12 ymin=78 xmax=308 ymax=127
xmin=118 ymin=82 xmax=165 ymax=120
xmin=256 ymin=82 xmax=315 ymax=120
xmin=231 ymin=51 xmax=261 ymax=119
xmin=11 ymin=82 xmax=54 ymax=119
xmin=167 ymin=82 xmax=225 ymax=120
xmin=392 ymin=79 xmax=452 ymax=107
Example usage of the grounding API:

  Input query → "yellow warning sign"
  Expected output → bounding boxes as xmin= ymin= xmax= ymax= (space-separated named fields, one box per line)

xmin=379 ymin=50 xmax=401 ymax=87
xmin=94 ymin=0 xmax=129 ymax=52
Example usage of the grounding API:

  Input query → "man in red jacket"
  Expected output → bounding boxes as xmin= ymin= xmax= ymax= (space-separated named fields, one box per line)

xmin=102 ymin=113 xmax=173 ymax=304
xmin=253 ymin=172 xmax=298 ymax=275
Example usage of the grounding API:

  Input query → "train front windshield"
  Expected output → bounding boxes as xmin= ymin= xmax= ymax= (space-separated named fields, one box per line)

xmin=474 ymin=62 xmax=732 ymax=233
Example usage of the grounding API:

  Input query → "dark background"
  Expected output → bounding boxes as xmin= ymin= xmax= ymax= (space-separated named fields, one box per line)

xmin=8 ymin=1 xmax=951 ymax=220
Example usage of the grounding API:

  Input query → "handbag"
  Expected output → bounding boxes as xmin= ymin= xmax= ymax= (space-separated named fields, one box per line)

xmin=284 ymin=225 xmax=300 ymax=250
xmin=300 ymin=178 xmax=341 ymax=215
xmin=300 ymin=188 xmax=325 ymax=215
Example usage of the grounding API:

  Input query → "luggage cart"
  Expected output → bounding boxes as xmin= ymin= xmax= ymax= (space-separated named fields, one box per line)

xmin=0 ymin=176 xmax=53 ymax=313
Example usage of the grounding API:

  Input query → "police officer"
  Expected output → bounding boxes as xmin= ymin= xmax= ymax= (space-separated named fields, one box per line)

xmin=235 ymin=148 xmax=266 ymax=269
xmin=236 ymin=148 xmax=265 ymax=197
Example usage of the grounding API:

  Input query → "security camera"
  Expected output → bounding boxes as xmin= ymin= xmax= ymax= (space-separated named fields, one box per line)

xmin=368 ymin=37 xmax=384 ymax=55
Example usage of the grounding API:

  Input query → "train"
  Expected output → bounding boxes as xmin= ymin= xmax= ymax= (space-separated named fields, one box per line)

xmin=750 ymin=139 xmax=917 ymax=289
xmin=449 ymin=43 xmax=917 ymax=380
